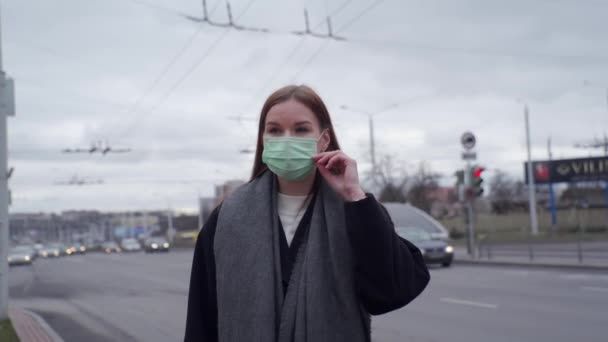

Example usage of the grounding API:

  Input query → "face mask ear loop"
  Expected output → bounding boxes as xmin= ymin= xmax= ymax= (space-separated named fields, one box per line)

xmin=317 ymin=129 xmax=329 ymax=152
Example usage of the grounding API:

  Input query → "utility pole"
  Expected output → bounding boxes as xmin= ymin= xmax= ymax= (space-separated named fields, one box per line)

xmin=547 ymin=137 xmax=557 ymax=236
xmin=339 ymin=105 xmax=377 ymax=179
xmin=166 ymin=207 xmax=175 ymax=243
xmin=524 ymin=105 xmax=539 ymax=236
xmin=368 ymin=114 xmax=376 ymax=177
xmin=0 ymin=0 xmax=16 ymax=320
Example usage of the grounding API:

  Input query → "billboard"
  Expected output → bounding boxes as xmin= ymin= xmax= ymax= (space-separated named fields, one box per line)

xmin=525 ymin=156 xmax=608 ymax=184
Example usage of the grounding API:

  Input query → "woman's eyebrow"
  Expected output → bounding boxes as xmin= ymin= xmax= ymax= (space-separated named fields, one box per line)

xmin=294 ymin=121 xmax=312 ymax=126
xmin=265 ymin=121 xmax=281 ymax=126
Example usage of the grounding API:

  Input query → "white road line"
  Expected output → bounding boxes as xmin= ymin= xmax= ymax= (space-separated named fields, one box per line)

xmin=581 ymin=286 xmax=608 ymax=293
xmin=440 ymin=297 xmax=498 ymax=309
xmin=504 ymin=270 xmax=530 ymax=276
xmin=561 ymin=274 xmax=608 ymax=281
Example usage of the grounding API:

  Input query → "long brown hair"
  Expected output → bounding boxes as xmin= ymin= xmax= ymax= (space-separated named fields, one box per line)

xmin=250 ymin=85 xmax=341 ymax=180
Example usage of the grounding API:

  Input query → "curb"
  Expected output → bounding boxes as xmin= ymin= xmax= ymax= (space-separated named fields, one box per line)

xmin=28 ymin=310 xmax=65 ymax=342
xmin=454 ymin=258 xmax=608 ymax=272
xmin=8 ymin=307 xmax=64 ymax=342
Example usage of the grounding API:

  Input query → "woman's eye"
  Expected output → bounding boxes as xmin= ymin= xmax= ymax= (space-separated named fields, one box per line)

xmin=295 ymin=127 xmax=310 ymax=133
xmin=267 ymin=128 xmax=280 ymax=134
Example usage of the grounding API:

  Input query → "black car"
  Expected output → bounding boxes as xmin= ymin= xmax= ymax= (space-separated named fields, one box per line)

xmin=396 ymin=226 xmax=454 ymax=267
xmin=144 ymin=237 xmax=170 ymax=253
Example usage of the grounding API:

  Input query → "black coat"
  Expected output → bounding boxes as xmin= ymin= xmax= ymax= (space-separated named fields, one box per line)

xmin=184 ymin=194 xmax=430 ymax=341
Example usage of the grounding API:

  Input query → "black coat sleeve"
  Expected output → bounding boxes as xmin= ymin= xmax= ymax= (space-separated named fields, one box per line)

xmin=345 ymin=195 xmax=430 ymax=315
xmin=184 ymin=206 xmax=220 ymax=342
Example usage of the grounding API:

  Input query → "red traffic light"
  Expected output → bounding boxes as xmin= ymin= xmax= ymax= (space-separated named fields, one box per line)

xmin=473 ymin=167 xmax=485 ymax=178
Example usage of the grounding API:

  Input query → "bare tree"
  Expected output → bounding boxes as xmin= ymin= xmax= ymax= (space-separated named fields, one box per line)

xmin=366 ymin=154 xmax=409 ymax=203
xmin=406 ymin=162 xmax=441 ymax=213
xmin=489 ymin=170 xmax=519 ymax=214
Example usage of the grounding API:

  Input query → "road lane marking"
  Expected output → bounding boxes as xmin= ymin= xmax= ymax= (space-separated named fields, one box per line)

xmin=504 ymin=270 xmax=530 ymax=276
xmin=440 ymin=297 xmax=498 ymax=309
xmin=581 ymin=286 xmax=608 ymax=293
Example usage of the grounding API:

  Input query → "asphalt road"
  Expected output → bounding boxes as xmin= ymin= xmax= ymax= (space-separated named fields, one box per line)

xmin=9 ymin=250 xmax=608 ymax=342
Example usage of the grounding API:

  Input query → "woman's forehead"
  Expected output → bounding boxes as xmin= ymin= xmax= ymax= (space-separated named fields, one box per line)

xmin=266 ymin=99 xmax=319 ymax=126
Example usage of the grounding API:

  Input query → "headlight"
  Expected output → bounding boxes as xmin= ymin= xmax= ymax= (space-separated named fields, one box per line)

xmin=151 ymin=243 xmax=158 ymax=248
xmin=42 ymin=252 xmax=48 ymax=257
xmin=105 ymin=248 xmax=111 ymax=253
xmin=445 ymin=246 xmax=454 ymax=253
xmin=54 ymin=251 xmax=60 ymax=256
xmin=25 ymin=256 xmax=31 ymax=261
xmin=80 ymin=247 xmax=86 ymax=252
xmin=162 ymin=243 xmax=169 ymax=248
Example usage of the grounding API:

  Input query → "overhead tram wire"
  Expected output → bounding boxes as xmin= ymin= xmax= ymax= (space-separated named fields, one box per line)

xmin=289 ymin=0 xmax=387 ymax=82
xmin=116 ymin=1 xmax=264 ymax=140
xmin=112 ymin=1 xmax=231 ymax=140
xmin=240 ymin=0 xmax=357 ymax=115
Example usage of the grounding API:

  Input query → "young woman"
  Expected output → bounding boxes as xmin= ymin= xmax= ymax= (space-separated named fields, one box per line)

xmin=185 ymin=85 xmax=430 ymax=342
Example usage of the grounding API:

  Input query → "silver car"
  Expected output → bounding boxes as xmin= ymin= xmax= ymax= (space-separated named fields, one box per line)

xmin=8 ymin=246 xmax=35 ymax=266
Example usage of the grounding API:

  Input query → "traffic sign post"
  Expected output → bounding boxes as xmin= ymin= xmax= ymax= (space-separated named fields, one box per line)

xmin=461 ymin=132 xmax=477 ymax=258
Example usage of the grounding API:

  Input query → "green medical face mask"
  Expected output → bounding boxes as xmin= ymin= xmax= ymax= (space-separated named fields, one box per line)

xmin=262 ymin=134 xmax=323 ymax=181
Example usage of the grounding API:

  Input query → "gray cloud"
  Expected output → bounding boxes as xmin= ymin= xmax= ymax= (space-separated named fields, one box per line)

xmin=4 ymin=0 xmax=608 ymax=212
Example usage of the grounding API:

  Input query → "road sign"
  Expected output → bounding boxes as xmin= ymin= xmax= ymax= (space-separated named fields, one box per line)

xmin=461 ymin=131 xmax=476 ymax=150
xmin=462 ymin=151 xmax=477 ymax=160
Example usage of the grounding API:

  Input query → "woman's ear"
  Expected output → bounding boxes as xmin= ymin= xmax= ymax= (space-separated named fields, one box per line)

xmin=318 ymin=129 xmax=331 ymax=152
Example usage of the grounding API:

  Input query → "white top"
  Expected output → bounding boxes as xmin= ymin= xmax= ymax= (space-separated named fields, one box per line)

xmin=277 ymin=192 xmax=311 ymax=246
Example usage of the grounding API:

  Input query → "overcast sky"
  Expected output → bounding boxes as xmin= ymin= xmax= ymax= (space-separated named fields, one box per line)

xmin=3 ymin=0 xmax=608 ymax=213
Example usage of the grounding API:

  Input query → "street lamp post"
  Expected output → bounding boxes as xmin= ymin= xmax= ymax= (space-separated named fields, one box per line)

xmin=582 ymin=80 xmax=608 ymax=219
xmin=339 ymin=105 xmax=377 ymax=178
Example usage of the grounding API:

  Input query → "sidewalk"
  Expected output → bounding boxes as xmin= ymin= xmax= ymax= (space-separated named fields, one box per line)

xmin=8 ymin=307 xmax=63 ymax=342
xmin=453 ymin=247 xmax=608 ymax=271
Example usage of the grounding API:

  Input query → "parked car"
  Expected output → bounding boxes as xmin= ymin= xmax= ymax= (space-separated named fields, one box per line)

xmin=102 ymin=241 xmax=121 ymax=254
xmin=396 ymin=226 xmax=454 ymax=267
xmin=120 ymin=238 xmax=142 ymax=252
xmin=47 ymin=242 xmax=71 ymax=256
xmin=8 ymin=246 xmax=35 ymax=266
xmin=144 ymin=237 xmax=170 ymax=253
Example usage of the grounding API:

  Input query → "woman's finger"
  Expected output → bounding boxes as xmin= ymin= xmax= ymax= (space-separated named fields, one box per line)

xmin=314 ymin=151 xmax=341 ymax=166
xmin=316 ymin=160 xmax=336 ymax=181
xmin=325 ymin=154 xmax=347 ymax=170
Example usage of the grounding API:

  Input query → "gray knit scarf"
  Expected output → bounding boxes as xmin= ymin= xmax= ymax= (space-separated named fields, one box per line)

xmin=214 ymin=171 xmax=369 ymax=342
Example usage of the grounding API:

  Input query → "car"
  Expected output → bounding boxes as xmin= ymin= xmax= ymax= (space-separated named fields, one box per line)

xmin=120 ymin=238 xmax=142 ymax=252
xmin=47 ymin=242 xmax=71 ymax=256
xmin=102 ymin=241 xmax=121 ymax=254
xmin=8 ymin=246 xmax=35 ymax=266
xmin=383 ymin=202 xmax=450 ymax=240
xmin=396 ymin=226 xmax=454 ymax=267
xmin=68 ymin=243 xmax=87 ymax=255
xmin=144 ymin=237 xmax=170 ymax=253
xmin=38 ymin=245 xmax=61 ymax=258
xmin=12 ymin=244 xmax=37 ymax=261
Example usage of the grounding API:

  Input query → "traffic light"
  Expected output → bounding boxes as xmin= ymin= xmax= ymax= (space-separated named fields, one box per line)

xmin=473 ymin=167 xmax=485 ymax=197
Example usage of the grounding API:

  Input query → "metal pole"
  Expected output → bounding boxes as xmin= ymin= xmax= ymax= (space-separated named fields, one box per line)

xmin=197 ymin=195 xmax=203 ymax=230
xmin=0 ymin=0 xmax=9 ymax=319
xmin=525 ymin=105 xmax=539 ymax=235
xmin=465 ymin=161 xmax=476 ymax=257
xmin=547 ymin=137 xmax=557 ymax=236
xmin=369 ymin=114 xmax=376 ymax=177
